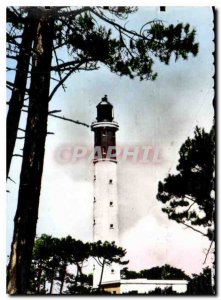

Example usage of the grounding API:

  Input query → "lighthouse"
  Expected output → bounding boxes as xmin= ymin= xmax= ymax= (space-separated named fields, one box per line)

xmin=90 ymin=96 xmax=189 ymax=295
xmin=91 ymin=95 xmax=120 ymax=288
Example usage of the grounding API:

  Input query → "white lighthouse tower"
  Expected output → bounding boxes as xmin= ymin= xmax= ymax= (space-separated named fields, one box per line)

xmin=91 ymin=95 xmax=120 ymax=289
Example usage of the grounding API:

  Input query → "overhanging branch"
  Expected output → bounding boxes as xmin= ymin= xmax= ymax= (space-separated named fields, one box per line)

xmin=51 ymin=60 xmax=85 ymax=71
xmin=93 ymin=257 xmax=102 ymax=267
xmin=203 ymin=238 xmax=214 ymax=264
xmin=49 ymin=69 xmax=75 ymax=101
xmin=89 ymin=7 xmax=156 ymax=41
xmin=57 ymin=6 xmax=91 ymax=19
xmin=49 ymin=114 xmax=89 ymax=128
xmin=180 ymin=221 xmax=207 ymax=237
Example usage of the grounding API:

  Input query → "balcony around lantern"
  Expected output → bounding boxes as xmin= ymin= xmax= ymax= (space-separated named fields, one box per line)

xmin=91 ymin=121 xmax=119 ymax=131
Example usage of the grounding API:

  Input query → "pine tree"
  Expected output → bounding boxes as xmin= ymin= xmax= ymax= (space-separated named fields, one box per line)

xmin=157 ymin=126 xmax=215 ymax=240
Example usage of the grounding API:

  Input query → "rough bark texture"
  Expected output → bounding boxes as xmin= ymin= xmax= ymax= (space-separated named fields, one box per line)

xmin=7 ymin=14 xmax=37 ymax=178
xmin=7 ymin=16 xmax=54 ymax=294
xmin=59 ymin=266 xmax=66 ymax=294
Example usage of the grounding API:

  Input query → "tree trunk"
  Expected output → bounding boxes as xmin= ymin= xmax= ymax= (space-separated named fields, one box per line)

xmin=49 ymin=279 xmax=54 ymax=294
xmin=59 ymin=266 xmax=67 ymax=294
xmin=77 ymin=262 xmax=83 ymax=276
xmin=43 ymin=277 xmax=46 ymax=292
xmin=76 ymin=262 xmax=84 ymax=288
xmin=7 ymin=16 xmax=54 ymax=294
xmin=98 ymin=259 xmax=105 ymax=291
xmin=36 ymin=268 xmax=42 ymax=293
xmin=7 ymin=14 xmax=37 ymax=178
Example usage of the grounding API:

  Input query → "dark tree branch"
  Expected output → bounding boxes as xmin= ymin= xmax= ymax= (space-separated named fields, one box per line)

xmin=49 ymin=114 xmax=89 ymax=128
xmin=180 ymin=221 xmax=207 ymax=237
xmin=7 ymin=55 xmax=18 ymax=60
xmin=7 ymin=48 xmax=20 ymax=55
xmin=7 ymin=33 xmax=21 ymax=46
xmin=7 ymin=7 xmax=19 ymax=23
xmin=49 ymin=69 xmax=75 ymax=101
xmin=7 ymin=85 xmax=14 ymax=91
xmin=203 ymin=239 xmax=214 ymax=264
xmin=119 ymin=29 xmax=134 ymax=59
xmin=97 ymin=257 xmax=101 ymax=265
xmin=184 ymin=195 xmax=195 ymax=202
xmin=51 ymin=77 xmax=60 ymax=82
xmin=51 ymin=59 xmax=84 ymax=71
xmin=49 ymin=61 xmax=87 ymax=101
xmin=53 ymin=42 xmax=67 ymax=51
xmin=93 ymin=257 xmax=102 ymax=267
xmin=78 ymin=66 xmax=99 ymax=71
xmin=89 ymin=7 xmax=152 ymax=40
xmin=10 ymin=6 xmax=21 ymax=18
xmin=7 ymin=66 xmax=31 ymax=75
xmin=7 ymin=176 xmax=16 ymax=184
xmin=12 ymin=154 xmax=23 ymax=157
xmin=48 ymin=109 xmax=62 ymax=114
xmin=18 ymin=128 xmax=26 ymax=132
xmin=7 ymin=81 xmax=16 ymax=89
xmin=56 ymin=6 xmax=91 ymax=18
xmin=185 ymin=199 xmax=197 ymax=213
xmin=53 ymin=48 xmax=66 ymax=91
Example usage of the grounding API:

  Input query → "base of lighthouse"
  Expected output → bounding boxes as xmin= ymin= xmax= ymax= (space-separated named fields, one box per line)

xmin=100 ymin=279 xmax=188 ymax=294
xmin=93 ymin=262 xmax=120 ymax=289
xmin=93 ymin=160 xmax=120 ymax=288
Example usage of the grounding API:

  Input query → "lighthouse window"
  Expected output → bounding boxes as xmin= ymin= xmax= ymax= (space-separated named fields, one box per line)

xmin=94 ymin=175 xmax=96 ymax=181
xmin=110 ymin=224 xmax=114 ymax=229
xmin=94 ymin=197 xmax=96 ymax=203
xmin=93 ymin=220 xmax=96 ymax=226
xmin=111 ymin=269 xmax=115 ymax=274
xmin=110 ymin=201 xmax=113 ymax=207
xmin=109 ymin=179 xmax=113 ymax=184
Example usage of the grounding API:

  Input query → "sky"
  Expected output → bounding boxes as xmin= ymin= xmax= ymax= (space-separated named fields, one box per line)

xmin=6 ymin=6 xmax=215 ymax=278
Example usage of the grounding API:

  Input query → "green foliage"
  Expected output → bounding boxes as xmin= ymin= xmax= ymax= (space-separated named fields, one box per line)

xmin=121 ymin=267 xmax=140 ymax=279
xmin=54 ymin=8 xmax=199 ymax=81
xmin=91 ymin=240 xmax=128 ymax=266
xmin=29 ymin=235 xmax=91 ymax=294
xmin=147 ymin=286 xmax=179 ymax=295
xmin=187 ymin=267 xmax=214 ymax=295
xmin=121 ymin=265 xmax=189 ymax=281
xmin=65 ymin=273 xmax=93 ymax=294
xmin=157 ymin=126 xmax=215 ymax=240
xmin=140 ymin=264 xmax=189 ymax=280
xmin=29 ymin=234 xmax=60 ymax=292
xmin=91 ymin=240 xmax=128 ymax=290
xmin=29 ymin=235 xmax=128 ymax=294
xmin=103 ymin=6 xmax=138 ymax=19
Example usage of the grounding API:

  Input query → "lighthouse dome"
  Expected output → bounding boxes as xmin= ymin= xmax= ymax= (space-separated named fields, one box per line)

xmin=96 ymin=95 xmax=114 ymax=122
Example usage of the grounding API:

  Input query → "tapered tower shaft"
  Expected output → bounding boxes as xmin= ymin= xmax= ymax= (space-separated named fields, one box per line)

xmin=91 ymin=95 xmax=120 ymax=288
